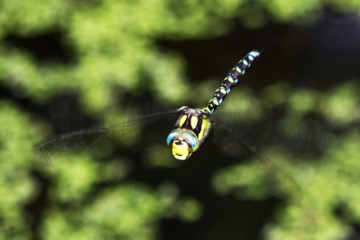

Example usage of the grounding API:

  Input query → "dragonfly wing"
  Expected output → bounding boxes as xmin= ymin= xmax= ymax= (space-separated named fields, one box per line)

xmin=210 ymin=114 xmax=302 ymax=202
xmin=37 ymin=109 xmax=181 ymax=162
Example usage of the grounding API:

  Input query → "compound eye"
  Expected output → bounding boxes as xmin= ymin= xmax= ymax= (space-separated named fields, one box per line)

xmin=166 ymin=129 xmax=182 ymax=145
xmin=182 ymin=131 xmax=199 ymax=149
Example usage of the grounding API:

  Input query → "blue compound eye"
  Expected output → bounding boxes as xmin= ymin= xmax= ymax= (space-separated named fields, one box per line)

xmin=166 ymin=129 xmax=182 ymax=145
xmin=182 ymin=131 xmax=199 ymax=149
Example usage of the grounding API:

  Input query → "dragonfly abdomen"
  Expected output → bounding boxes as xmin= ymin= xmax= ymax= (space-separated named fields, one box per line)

xmin=205 ymin=51 xmax=260 ymax=114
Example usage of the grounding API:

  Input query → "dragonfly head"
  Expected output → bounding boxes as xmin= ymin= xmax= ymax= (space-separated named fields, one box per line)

xmin=166 ymin=129 xmax=199 ymax=160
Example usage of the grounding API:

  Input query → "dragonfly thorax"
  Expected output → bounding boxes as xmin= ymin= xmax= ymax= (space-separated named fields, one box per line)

xmin=166 ymin=106 xmax=213 ymax=160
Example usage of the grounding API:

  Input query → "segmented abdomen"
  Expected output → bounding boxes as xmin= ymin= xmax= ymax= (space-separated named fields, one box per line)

xmin=204 ymin=51 xmax=260 ymax=114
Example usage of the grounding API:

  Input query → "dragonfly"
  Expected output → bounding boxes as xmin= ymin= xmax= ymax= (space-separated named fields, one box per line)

xmin=166 ymin=51 xmax=260 ymax=160
xmin=38 ymin=51 xmax=261 ymax=162
xmin=38 ymin=50 xmax=302 ymax=202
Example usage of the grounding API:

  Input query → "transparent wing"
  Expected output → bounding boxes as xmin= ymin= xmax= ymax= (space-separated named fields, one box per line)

xmin=37 ymin=109 xmax=181 ymax=162
xmin=210 ymin=114 xmax=304 ymax=203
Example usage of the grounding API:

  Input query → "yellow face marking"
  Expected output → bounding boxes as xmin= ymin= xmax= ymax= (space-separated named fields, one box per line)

xmin=172 ymin=140 xmax=190 ymax=160
xmin=179 ymin=114 xmax=187 ymax=128
xmin=190 ymin=116 xmax=198 ymax=130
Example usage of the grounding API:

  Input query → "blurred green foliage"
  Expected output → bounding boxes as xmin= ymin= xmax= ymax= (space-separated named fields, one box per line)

xmin=1 ymin=0 xmax=360 ymax=239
